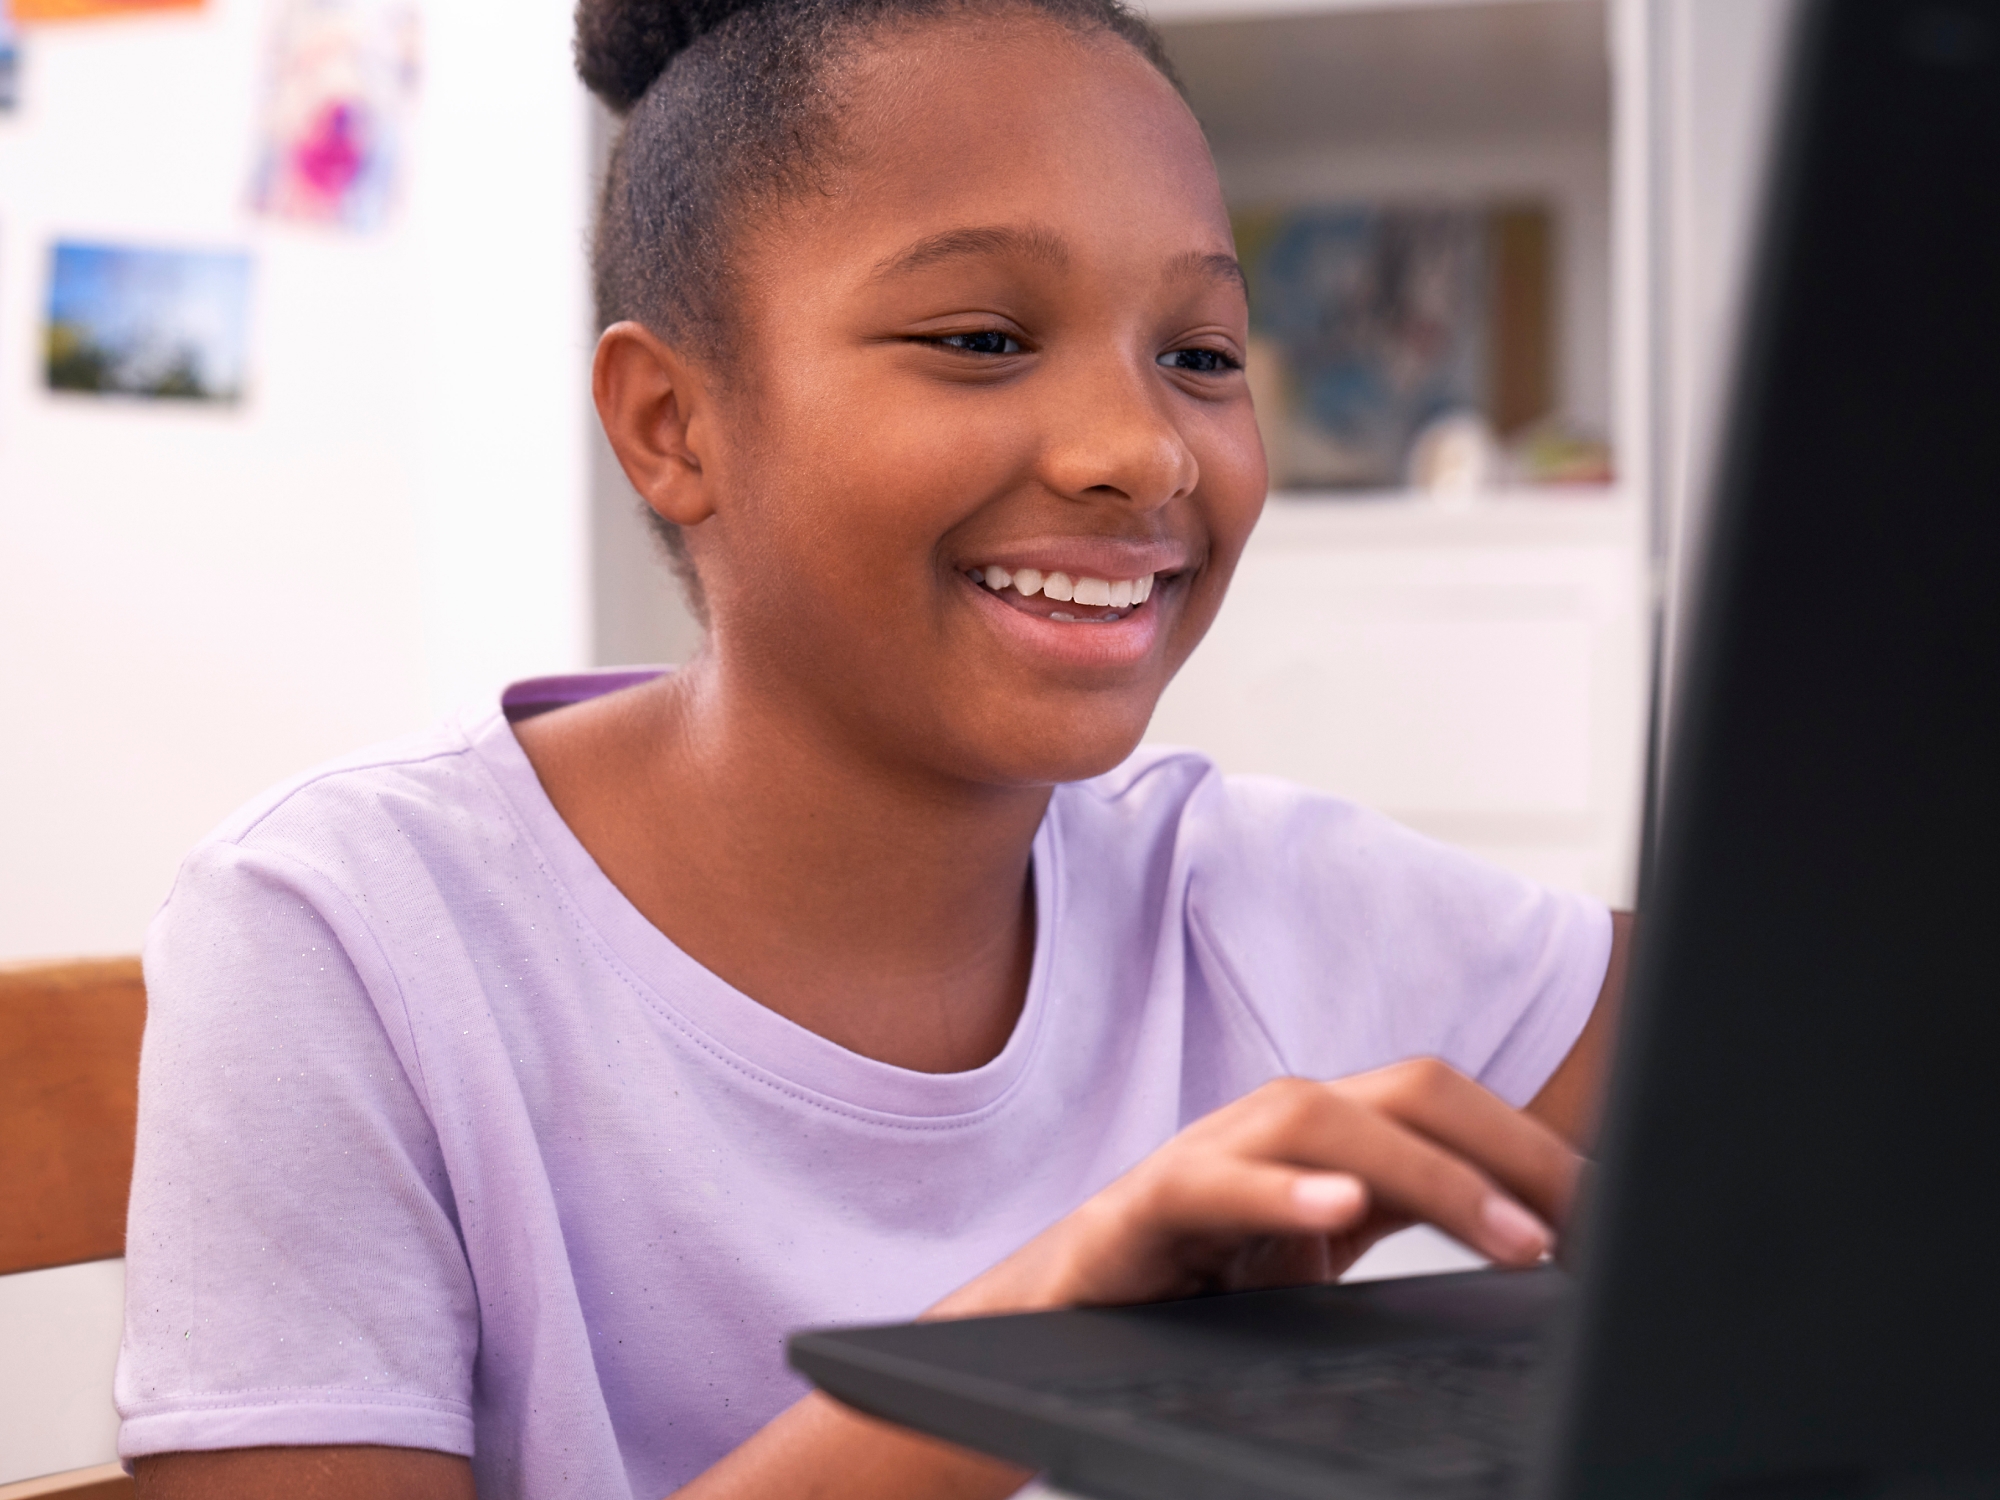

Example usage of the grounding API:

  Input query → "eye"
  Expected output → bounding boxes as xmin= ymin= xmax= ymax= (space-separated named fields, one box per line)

xmin=933 ymin=330 xmax=1024 ymax=356
xmin=1158 ymin=346 xmax=1241 ymax=374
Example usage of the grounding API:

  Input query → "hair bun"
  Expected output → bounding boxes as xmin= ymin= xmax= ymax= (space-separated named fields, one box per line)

xmin=574 ymin=0 xmax=763 ymax=112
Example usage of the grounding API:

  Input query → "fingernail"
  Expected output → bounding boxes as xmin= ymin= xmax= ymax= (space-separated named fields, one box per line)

xmin=1480 ymin=1196 xmax=1552 ymax=1262
xmin=1292 ymin=1174 xmax=1364 ymax=1225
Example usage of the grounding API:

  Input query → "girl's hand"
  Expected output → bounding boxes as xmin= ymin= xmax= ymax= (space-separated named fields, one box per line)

xmin=684 ymin=1059 xmax=1582 ymax=1500
xmin=931 ymin=1058 xmax=1581 ymax=1319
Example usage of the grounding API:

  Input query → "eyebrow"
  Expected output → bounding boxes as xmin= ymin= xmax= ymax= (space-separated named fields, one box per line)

xmin=867 ymin=227 xmax=1248 ymax=297
xmin=869 ymin=225 xmax=1071 ymax=281
xmin=1174 ymin=250 xmax=1248 ymax=296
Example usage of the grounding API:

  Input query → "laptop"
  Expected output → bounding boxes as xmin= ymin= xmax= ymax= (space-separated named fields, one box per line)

xmin=787 ymin=2 xmax=2000 ymax=1495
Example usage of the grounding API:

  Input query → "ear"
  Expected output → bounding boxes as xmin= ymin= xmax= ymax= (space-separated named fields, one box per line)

xmin=593 ymin=321 xmax=719 ymax=529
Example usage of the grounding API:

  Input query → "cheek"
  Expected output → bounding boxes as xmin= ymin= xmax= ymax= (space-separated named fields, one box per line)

xmin=721 ymin=374 xmax=897 ymax=546
xmin=1181 ymin=403 xmax=1271 ymax=606
xmin=1203 ymin=399 xmax=1273 ymax=533
xmin=711 ymin=386 xmax=991 ymax=652
xmin=761 ymin=381 xmax=1024 ymax=566
xmin=831 ymin=359 xmax=1025 ymax=464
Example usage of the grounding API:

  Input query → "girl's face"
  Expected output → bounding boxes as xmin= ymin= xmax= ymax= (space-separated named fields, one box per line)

xmin=687 ymin=14 xmax=1266 ymax=788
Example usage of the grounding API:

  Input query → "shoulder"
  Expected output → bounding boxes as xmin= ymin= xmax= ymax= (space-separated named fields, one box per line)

xmin=1053 ymin=745 xmax=1610 ymax=1100
xmin=1047 ymin=743 xmax=1498 ymax=997
xmin=153 ymin=709 xmax=540 ymax=982
xmin=189 ymin=711 xmax=514 ymax=877
xmin=143 ymin=709 xmax=564 ymax=1109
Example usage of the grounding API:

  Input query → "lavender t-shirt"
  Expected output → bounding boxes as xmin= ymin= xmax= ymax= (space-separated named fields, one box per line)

xmin=116 ymin=670 xmax=1610 ymax=1498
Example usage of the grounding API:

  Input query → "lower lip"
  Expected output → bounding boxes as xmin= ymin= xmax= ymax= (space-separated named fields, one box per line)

xmin=962 ymin=575 xmax=1167 ymax=670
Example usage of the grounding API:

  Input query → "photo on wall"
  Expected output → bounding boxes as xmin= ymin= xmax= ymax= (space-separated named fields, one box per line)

xmin=11 ymin=0 xmax=203 ymax=19
xmin=249 ymin=0 xmax=422 ymax=232
xmin=45 ymin=240 xmax=253 ymax=403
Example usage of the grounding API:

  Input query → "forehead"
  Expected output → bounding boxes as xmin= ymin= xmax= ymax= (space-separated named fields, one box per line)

xmin=768 ymin=14 xmax=1234 ymax=280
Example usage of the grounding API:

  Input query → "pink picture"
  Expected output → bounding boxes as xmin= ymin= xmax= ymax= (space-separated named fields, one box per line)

xmin=249 ymin=0 xmax=420 ymax=231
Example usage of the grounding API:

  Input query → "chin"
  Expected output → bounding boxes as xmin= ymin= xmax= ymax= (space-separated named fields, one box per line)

xmin=964 ymin=697 xmax=1160 ymax=789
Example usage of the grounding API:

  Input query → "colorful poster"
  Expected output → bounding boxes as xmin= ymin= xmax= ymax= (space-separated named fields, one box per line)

xmin=1236 ymin=201 xmax=1601 ymax=493
xmin=1236 ymin=205 xmax=1489 ymax=490
xmin=45 ymin=241 xmax=253 ymax=403
xmin=248 ymin=0 xmax=421 ymax=232
xmin=12 ymin=0 xmax=203 ymax=20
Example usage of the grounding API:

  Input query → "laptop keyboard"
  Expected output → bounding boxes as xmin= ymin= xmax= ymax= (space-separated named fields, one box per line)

xmin=1036 ymin=1338 xmax=1547 ymax=1496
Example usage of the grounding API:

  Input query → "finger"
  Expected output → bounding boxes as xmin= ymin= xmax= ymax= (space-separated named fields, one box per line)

xmin=1142 ymin=1159 xmax=1372 ymax=1240
xmin=1337 ymin=1060 xmax=1583 ymax=1227
xmin=1235 ymin=1082 xmax=1554 ymax=1266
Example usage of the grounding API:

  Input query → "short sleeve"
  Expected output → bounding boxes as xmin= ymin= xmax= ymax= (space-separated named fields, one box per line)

xmin=116 ymin=839 xmax=479 ymax=1460
xmin=1181 ymin=770 xmax=1612 ymax=1107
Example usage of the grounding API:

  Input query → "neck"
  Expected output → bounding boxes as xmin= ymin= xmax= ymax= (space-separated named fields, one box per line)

xmin=517 ymin=653 xmax=1050 ymax=1074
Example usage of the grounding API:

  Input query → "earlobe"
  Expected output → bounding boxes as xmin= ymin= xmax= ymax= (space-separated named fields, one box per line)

xmin=592 ymin=320 xmax=718 ymax=528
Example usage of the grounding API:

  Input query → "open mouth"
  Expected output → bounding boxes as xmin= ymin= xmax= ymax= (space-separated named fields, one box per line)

xmin=963 ymin=564 xmax=1156 ymax=624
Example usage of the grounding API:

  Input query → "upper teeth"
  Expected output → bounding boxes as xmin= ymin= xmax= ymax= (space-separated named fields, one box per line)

xmin=972 ymin=566 xmax=1155 ymax=607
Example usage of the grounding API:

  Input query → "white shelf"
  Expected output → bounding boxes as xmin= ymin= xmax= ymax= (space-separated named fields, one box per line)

xmin=1253 ymin=487 xmax=1640 ymax=548
xmin=1155 ymin=0 xmax=1609 ymax=153
xmin=1160 ymin=483 xmax=1651 ymax=904
xmin=1140 ymin=0 xmax=1571 ymax=24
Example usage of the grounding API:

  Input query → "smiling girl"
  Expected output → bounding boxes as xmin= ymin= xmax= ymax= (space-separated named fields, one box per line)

xmin=118 ymin=2 xmax=1628 ymax=1497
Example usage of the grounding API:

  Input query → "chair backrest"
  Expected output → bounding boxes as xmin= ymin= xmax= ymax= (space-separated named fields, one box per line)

xmin=0 ymin=959 xmax=146 ymax=1277
xmin=0 ymin=1464 xmax=135 ymax=1500
xmin=0 ymin=960 xmax=144 ymax=1498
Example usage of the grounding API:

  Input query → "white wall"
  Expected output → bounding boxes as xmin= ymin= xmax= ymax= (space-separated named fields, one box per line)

xmin=0 ymin=0 xmax=592 ymax=965
xmin=0 ymin=1 xmax=591 ymax=1481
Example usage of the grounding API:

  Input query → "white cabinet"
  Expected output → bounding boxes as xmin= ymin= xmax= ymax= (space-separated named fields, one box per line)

xmin=1149 ymin=494 xmax=1649 ymax=899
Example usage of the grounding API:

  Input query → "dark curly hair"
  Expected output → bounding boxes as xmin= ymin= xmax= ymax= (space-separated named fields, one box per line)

xmin=574 ymin=0 xmax=1180 ymax=612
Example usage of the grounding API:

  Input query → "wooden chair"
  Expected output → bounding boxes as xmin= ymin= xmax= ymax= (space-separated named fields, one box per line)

xmin=0 ymin=1473 xmax=132 ymax=1500
xmin=0 ymin=959 xmax=145 ymax=1500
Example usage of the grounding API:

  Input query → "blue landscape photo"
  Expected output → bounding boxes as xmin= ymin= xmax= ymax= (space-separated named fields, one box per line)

xmin=46 ymin=241 xmax=253 ymax=402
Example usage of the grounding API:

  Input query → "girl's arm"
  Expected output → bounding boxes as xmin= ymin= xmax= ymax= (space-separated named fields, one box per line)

xmin=1526 ymin=911 xmax=1635 ymax=1147
xmin=134 ymin=1444 xmax=474 ymax=1498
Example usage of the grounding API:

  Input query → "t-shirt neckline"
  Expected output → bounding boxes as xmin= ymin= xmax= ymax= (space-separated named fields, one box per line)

xmin=470 ymin=668 xmax=1062 ymax=1124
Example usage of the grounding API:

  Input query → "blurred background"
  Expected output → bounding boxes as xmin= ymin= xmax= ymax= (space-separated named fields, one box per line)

xmin=0 ymin=0 xmax=1797 ymax=1487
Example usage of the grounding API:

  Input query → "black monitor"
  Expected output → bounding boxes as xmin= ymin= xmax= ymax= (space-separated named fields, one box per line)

xmin=1552 ymin=3 xmax=2000 ymax=1494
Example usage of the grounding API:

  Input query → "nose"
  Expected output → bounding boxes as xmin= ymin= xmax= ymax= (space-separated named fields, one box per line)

xmin=1036 ymin=352 xmax=1200 ymax=513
